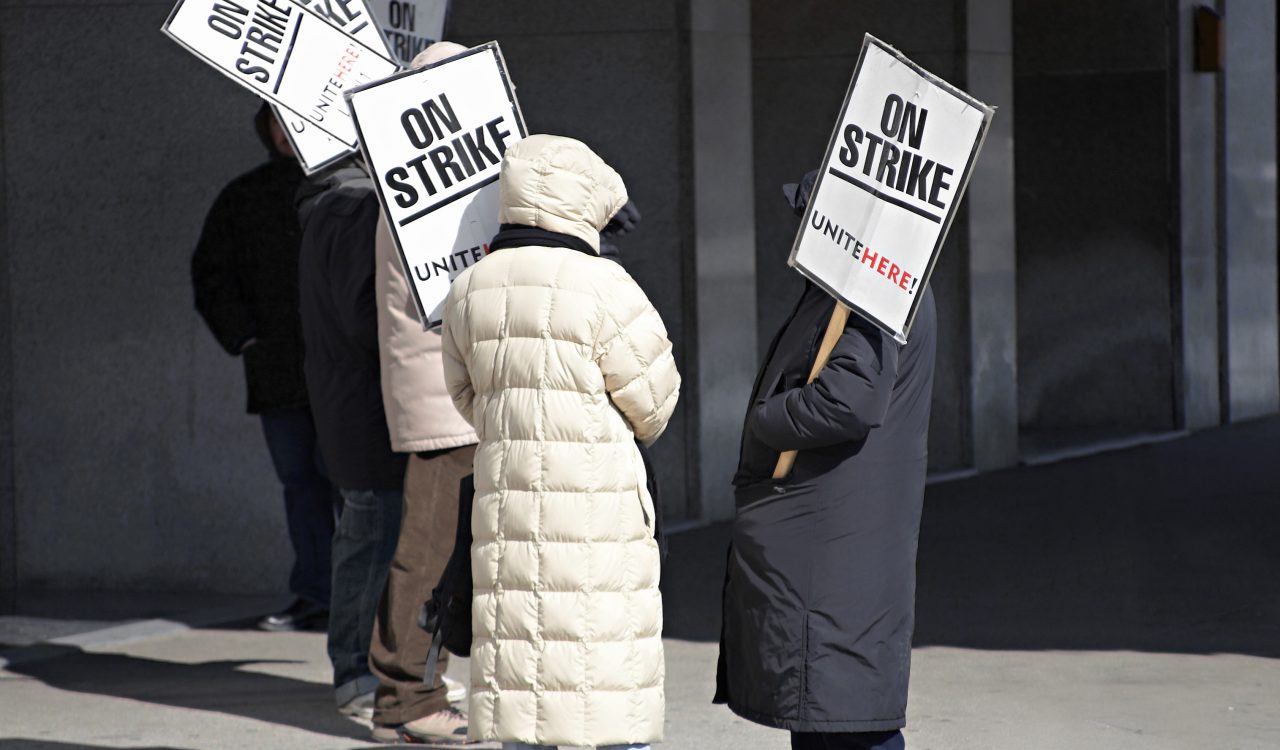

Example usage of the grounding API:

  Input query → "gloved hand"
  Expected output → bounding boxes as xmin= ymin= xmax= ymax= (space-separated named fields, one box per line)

xmin=603 ymin=200 xmax=642 ymax=237
xmin=599 ymin=200 xmax=640 ymax=266
xmin=598 ymin=236 xmax=623 ymax=265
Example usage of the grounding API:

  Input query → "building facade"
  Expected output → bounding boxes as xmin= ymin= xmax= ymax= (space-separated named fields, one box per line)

xmin=0 ymin=0 xmax=1274 ymax=597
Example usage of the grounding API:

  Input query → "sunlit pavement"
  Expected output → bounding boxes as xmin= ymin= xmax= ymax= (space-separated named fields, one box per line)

xmin=2 ymin=628 xmax=1277 ymax=749
xmin=4 ymin=417 xmax=1280 ymax=749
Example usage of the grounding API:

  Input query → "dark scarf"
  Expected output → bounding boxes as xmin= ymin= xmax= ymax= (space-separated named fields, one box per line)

xmin=487 ymin=223 xmax=598 ymax=257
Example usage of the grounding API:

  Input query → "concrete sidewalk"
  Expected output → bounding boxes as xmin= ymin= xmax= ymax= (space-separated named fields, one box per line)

xmin=4 ymin=417 xmax=1280 ymax=749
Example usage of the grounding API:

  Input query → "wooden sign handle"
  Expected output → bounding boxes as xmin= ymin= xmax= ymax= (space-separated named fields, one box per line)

xmin=772 ymin=303 xmax=851 ymax=480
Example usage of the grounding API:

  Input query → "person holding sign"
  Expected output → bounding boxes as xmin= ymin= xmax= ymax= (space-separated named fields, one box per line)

xmin=441 ymin=134 xmax=680 ymax=750
xmin=714 ymin=172 xmax=937 ymax=750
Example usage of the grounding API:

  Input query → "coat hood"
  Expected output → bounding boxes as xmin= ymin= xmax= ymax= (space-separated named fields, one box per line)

xmin=497 ymin=134 xmax=628 ymax=253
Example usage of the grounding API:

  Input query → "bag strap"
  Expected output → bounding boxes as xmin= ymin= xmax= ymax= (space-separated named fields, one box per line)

xmin=423 ymin=618 xmax=445 ymax=686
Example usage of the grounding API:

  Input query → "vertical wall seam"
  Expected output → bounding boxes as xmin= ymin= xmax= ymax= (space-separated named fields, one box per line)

xmin=1214 ymin=0 xmax=1230 ymax=422
xmin=0 ymin=12 xmax=17 ymax=607
xmin=675 ymin=0 xmax=701 ymax=521
xmin=958 ymin=0 xmax=975 ymax=469
xmin=1167 ymin=0 xmax=1186 ymax=430
xmin=965 ymin=0 xmax=1018 ymax=469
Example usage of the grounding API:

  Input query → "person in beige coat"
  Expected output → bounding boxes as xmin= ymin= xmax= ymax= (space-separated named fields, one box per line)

xmin=441 ymin=134 xmax=681 ymax=750
xmin=367 ymin=40 xmax=483 ymax=747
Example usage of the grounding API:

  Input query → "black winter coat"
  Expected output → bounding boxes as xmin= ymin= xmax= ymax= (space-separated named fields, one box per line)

xmin=296 ymin=167 xmax=406 ymax=491
xmin=191 ymin=159 xmax=308 ymax=413
xmin=715 ymin=282 xmax=937 ymax=733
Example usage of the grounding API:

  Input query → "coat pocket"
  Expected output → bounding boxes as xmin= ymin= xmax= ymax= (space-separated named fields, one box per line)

xmin=633 ymin=444 xmax=655 ymax=534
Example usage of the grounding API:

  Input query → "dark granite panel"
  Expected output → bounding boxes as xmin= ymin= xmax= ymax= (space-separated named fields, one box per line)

xmin=753 ymin=0 xmax=961 ymax=60
xmin=1013 ymin=0 xmax=1170 ymax=76
xmin=1014 ymin=69 xmax=1176 ymax=436
xmin=448 ymin=0 xmax=678 ymax=38
xmin=0 ymin=8 xmax=13 ymax=606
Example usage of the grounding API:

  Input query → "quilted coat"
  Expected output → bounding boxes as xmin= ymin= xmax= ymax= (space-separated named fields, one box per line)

xmin=440 ymin=134 xmax=681 ymax=746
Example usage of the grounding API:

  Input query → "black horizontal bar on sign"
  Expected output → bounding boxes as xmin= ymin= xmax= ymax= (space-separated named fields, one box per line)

xmin=273 ymin=19 xmax=304 ymax=96
xmin=826 ymin=167 xmax=942 ymax=224
xmin=398 ymin=173 xmax=500 ymax=228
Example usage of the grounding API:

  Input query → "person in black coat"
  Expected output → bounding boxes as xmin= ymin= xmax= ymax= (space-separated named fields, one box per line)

xmin=295 ymin=161 xmax=408 ymax=718
xmin=191 ymin=103 xmax=339 ymax=633
xmin=715 ymin=172 xmax=937 ymax=750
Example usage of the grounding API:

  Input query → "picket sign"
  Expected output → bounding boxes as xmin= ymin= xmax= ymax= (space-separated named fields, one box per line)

xmin=774 ymin=34 xmax=993 ymax=480
xmin=346 ymin=42 xmax=527 ymax=328
xmin=162 ymin=0 xmax=400 ymax=146
xmin=789 ymin=34 xmax=993 ymax=344
xmin=370 ymin=0 xmax=450 ymax=66
xmin=275 ymin=0 xmax=395 ymax=170
xmin=293 ymin=0 xmax=394 ymax=58
xmin=273 ymin=104 xmax=355 ymax=174
xmin=273 ymin=0 xmax=389 ymax=171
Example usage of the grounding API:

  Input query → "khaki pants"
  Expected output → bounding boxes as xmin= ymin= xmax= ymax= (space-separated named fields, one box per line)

xmin=370 ymin=445 xmax=476 ymax=726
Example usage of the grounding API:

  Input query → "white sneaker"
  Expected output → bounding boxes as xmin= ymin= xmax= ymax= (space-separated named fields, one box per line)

xmin=402 ymin=705 xmax=471 ymax=744
xmin=443 ymin=674 xmax=467 ymax=703
xmin=338 ymin=689 xmax=376 ymax=721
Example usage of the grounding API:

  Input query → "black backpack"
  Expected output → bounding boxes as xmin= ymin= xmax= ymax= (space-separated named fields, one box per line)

xmin=418 ymin=473 xmax=476 ymax=684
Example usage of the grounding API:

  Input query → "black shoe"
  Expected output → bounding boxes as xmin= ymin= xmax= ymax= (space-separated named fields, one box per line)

xmin=257 ymin=598 xmax=329 ymax=632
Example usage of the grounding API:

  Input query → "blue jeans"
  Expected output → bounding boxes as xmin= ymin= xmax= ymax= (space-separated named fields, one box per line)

xmin=259 ymin=408 xmax=342 ymax=606
xmin=328 ymin=486 xmax=404 ymax=703
xmin=503 ymin=745 xmax=649 ymax=750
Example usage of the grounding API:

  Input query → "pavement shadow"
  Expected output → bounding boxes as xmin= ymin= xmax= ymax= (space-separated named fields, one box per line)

xmin=4 ymin=646 xmax=370 ymax=742
xmin=662 ymin=416 xmax=1280 ymax=658
xmin=0 ymin=594 xmax=281 ymax=649
xmin=0 ymin=737 xmax=189 ymax=742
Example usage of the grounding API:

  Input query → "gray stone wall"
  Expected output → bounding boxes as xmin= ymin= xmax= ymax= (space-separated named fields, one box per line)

xmin=1175 ymin=0 xmax=1222 ymax=431
xmin=1220 ymin=2 xmax=1279 ymax=420
xmin=1 ymin=19 xmax=13 ymax=607
xmin=1 ymin=0 xmax=1273 ymax=595
xmin=0 ymin=0 xmax=706 ymax=593
xmin=1 ymin=2 xmax=291 ymax=592
xmin=688 ymin=1 xmax=758 ymax=521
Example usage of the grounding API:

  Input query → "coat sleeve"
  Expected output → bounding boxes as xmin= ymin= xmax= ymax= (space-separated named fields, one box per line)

xmin=326 ymin=196 xmax=381 ymax=356
xmin=439 ymin=282 xmax=477 ymax=427
xmin=751 ymin=316 xmax=898 ymax=451
xmin=191 ymin=185 xmax=257 ymax=354
xmin=594 ymin=270 xmax=681 ymax=447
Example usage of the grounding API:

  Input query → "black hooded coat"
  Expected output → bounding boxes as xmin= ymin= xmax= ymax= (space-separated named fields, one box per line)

xmin=714 ymin=255 xmax=937 ymax=731
xmin=190 ymin=110 xmax=307 ymax=413
xmin=296 ymin=165 xmax=406 ymax=491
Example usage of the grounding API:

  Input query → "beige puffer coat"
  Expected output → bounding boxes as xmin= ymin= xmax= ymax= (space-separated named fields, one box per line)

xmin=374 ymin=215 xmax=478 ymax=452
xmin=441 ymin=134 xmax=680 ymax=747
